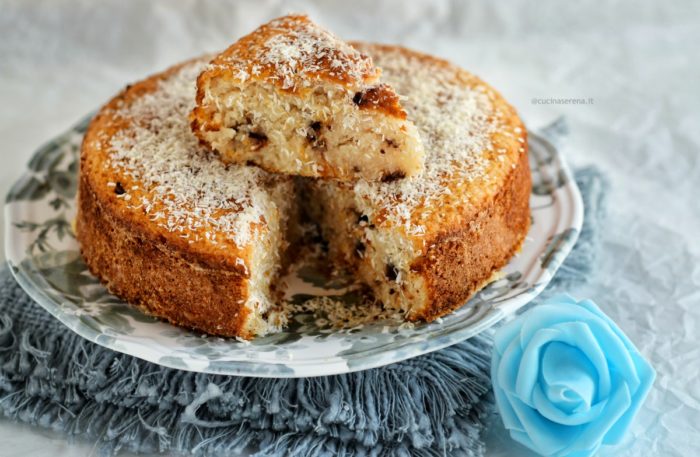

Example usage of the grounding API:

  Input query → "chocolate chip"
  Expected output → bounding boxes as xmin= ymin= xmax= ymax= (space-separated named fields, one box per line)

xmin=310 ymin=233 xmax=328 ymax=252
xmin=353 ymin=86 xmax=386 ymax=108
xmin=306 ymin=123 xmax=326 ymax=151
xmin=385 ymin=264 xmax=398 ymax=281
xmin=381 ymin=171 xmax=407 ymax=183
xmin=389 ymin=288 xmax=396 ymax=295
xmin=307 ymin=122 xmax=322 ymax=142
xmin=248 ymin=131 xmax=268 ymax=151
xmin=248 ymin=131 xmax=267 ymax=141
xmin=114 ymin=182 xmax=125 ymax=195
xmin=352 ymin=166 xmax=361 ymax=173
xmin=355 ymin=241 xmax=366 ymax=257
xmin=358 ymin=214 xmax=369 ymax=224
xmin=312 ymin=138 xmax=327 ymax=152
xmin=384 ymin=138 xmax=398 ymax=148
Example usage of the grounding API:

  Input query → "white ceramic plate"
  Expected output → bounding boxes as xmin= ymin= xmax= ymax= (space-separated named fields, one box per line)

xmin=4 ymin=116 xmax=583 ymax=377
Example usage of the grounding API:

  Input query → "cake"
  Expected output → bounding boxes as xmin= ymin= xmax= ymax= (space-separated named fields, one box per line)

xmin=76 ymin=41 xmax=530 ymax=339
xmin=190 ymin=15 xmax=425 ymax=182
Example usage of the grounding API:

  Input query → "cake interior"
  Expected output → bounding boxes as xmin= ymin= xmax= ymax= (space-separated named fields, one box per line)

xmin=302 ymin=181 xmax=428 ymax=319
xmin=196 ymin=78 xmax=424 ymax=181
xmin=238 ymin=180 xmax=297 ymax=336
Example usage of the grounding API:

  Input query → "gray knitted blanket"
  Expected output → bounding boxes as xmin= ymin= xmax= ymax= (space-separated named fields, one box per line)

xmin=0 ymin=165 xmax=606 ymax=457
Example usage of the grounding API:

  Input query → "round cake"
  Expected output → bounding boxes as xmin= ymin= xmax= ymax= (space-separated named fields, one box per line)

xmin=76 ymin=44 xmax=530 ymax=339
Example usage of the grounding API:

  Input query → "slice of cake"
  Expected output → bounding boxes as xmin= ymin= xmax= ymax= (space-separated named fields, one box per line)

xmin=305 ymin=44 xmax=531 ymax=321
xmin=77 ymin=59 xmax=296 ymax=339
xmin=190 ymin=15 xmax=425 ymax=182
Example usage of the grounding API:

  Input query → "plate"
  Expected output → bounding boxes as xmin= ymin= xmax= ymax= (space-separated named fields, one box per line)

xmin=4 ymin=116 xmax=583 ymax=377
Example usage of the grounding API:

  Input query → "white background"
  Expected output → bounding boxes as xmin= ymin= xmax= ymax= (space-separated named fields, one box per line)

xmin=1 ymin=0 xmax=699 ymax=455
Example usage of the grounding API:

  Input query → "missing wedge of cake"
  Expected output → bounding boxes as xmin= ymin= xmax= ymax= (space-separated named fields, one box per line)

xmin=305 ymin=44 xmax=531 ymax=321
xmin=190 ymin=15 xmax=425 ymax=182
xmin=76 ymin=59 xmax=297 ymax=339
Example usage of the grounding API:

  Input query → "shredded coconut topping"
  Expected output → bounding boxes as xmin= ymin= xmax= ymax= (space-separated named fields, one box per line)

xmin=351 ymin=47 xmax=502 ymax=234
xmin=107 ymin=61 xmax=276 ymax=248
xmin=103 ymin=44 xmax=505 ymax=248
xmin=216 ymin=15 xmax=377 ymax=91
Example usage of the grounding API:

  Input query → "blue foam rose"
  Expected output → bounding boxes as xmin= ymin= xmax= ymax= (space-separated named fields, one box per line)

xmin=491 ymin=295 xmax=655 ymax=457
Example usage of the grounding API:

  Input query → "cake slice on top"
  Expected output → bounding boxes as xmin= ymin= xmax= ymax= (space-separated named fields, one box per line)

xmin=190 ymin=14 xmax=425 ymax=182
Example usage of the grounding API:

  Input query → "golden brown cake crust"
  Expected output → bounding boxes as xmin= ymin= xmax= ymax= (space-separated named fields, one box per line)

xmin=409 ymin=146 xmax=531 ymax=321
xmin=200 ymin=15 xmax=380 ymax=93
xmin=76 ymin=180 xmax=254 ymax=337
xmin=76 ymin=60 xmax=259 ymax=339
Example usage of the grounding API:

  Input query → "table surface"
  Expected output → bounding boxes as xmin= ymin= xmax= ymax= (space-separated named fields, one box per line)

xmin=1 ymin=0 xmax=699 ymax=455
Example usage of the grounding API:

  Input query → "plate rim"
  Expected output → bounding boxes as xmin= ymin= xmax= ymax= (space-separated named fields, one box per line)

xmin=4 ymin=124 xmax=583 ymax=377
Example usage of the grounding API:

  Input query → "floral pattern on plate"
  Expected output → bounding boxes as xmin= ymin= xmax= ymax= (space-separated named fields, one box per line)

xmin=4 ymin=116 xmax=583 ymax=377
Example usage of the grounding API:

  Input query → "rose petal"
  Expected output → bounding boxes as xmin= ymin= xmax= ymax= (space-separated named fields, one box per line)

xmin=494 ymin=315 xmax=525 ymax=356
xmin=575 ymin=301 xmax=642 ymax=393
xmin=532 ymin=341 xmax=607 ymax=425
xmin=559 ymin=449 xmax=598 ymax=457
xmin=558 ymin=379 xmax=632 ymax=456
xmin=493 ymin=371 xmax=525 ymax=432
xmin=576 ymin=298 xmax=656 ymax=443
xmin=519 ymin=301 xmax=598 ymax=346
xmin=507 ymin=392 xmax=581 ymax=456
xmin=533 ymin=382 xmax=607 ymax=426
xmin=517 ymin=322 xmax=610 ymax=407
xmin=498 ymin=337 xmax=524 ymax=396
xmin=540 ymin=318 xmax=613 ymax=402
xmin=602 ymin=353 xmax=656 ymax=444
xmin=541 ymin=341 xmax=594 ymax=410
xmin=518 ymin=303 xmax=613 ymax=399
xmin=508 ymin=429 xmax=539 ymax=452
xmin=515 ymin=327 xmax=562 ymax=406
